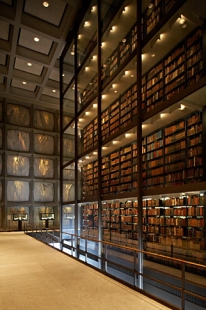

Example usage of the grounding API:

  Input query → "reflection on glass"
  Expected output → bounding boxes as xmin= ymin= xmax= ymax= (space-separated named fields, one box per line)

xmin=63 ymin=205 xmax=75 ymax=233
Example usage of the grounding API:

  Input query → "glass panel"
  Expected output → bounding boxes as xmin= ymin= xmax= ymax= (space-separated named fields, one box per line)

xmin=77 ymin=0 xmax=98 ymax=113
xmin=63 ymin=204 xmax=75 ymax=233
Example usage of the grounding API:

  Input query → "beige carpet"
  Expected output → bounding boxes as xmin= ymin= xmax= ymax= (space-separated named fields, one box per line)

xmin=0 ymin=232 xmax=171 ymax=310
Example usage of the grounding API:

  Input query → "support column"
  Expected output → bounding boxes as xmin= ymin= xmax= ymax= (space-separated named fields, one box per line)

xmin=136 ymin=0 xmax=143 ymax=290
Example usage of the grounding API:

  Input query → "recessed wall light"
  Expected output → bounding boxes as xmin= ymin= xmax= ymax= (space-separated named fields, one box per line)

xmin=34 ymin=37 xmax=39 ymax=42
xmin=43 ymin=1 xmax=49 ymax=7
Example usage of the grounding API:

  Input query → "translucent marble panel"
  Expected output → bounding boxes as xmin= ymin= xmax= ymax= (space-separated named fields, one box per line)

xmin=0 ymin=128 xmax=2 ymax=148
xmin=0 ymin=155 xmax=2 ymax=174
xmin=63 ymin=183 xmax=74 ymax=202
xmin=60 ymin=137 xmax=75 ymax=158
xmin=34 ymin=134 xmax=54 ymax=155
xmin=34 ymin=158 xmax=54 ymax=178
xmin=7 ymin=155 xmax=29 ymax=176
xmin=7 ymin=181 xmax=29 ymax=202
xmin=58 ymin=115 xmax=72 ymax=130
xmin=63 ymin=168 xmax=75 ymax=180
xmin=34 ymin=110 xmax=54 ymax=131
xmin=7 ymin=130 xmax=30 ymax=151
xmin=34 ymin=182 xmax=54 ymax=202
xmin=7 ymin=103 xmax=30 ymax=126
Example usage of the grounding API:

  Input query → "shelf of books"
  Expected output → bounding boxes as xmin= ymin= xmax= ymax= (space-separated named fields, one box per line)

xmin=82 ymin=110 xmax=203 ymax=198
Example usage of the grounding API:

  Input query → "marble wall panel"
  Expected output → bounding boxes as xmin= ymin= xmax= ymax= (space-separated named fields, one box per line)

xmin=7 ymin=104 xmax=30 ymax=126
xmin=34 ymin=110 xmax=54 ymax=131
xmin=7 ymin=181 xmax=29 ymax=201
xmin=7 ymin=155 xmax=30 ymax=176
xmin=34 ymin=182 xmax=54 ymax=202
xmin=7 ymin=130 xmax=30 ymax=151
xmin=34 ymin=158 xmax=54 ymax=178
xmin=34 ymin=134 xmax=54 ymax=155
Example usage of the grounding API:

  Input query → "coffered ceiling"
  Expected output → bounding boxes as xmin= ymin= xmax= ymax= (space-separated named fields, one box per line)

xmin=0 ymin=0 xmax=82 ymax=111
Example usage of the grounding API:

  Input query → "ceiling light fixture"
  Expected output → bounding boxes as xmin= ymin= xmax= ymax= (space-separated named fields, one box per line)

xmin=84 ymin=21 xmax=91 ymax=27
xmin=27 ymin=62 xmax=32 ymax=66
xmin=34 ymin=37 xmax=39 ymax=42
xmin=179 ymin=104 xmax=185 ymax=110
xmin=52 ymin=89 xmax=56 ymax=93
xmin=43 ymin=1 xmax=49 ymax=7
xmin=22 ymin=81 xmax=26 ymax=84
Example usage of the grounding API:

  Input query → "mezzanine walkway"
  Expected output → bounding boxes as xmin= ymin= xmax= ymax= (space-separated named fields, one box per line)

xmin=0 ymin=232 xmax=171 ymax=310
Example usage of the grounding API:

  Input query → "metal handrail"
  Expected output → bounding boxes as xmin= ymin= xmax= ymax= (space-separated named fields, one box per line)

xmin=25 ymin=226 xmax=206 ymax=310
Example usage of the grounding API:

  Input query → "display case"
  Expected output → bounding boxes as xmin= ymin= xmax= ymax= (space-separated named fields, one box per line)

xmin=39 ymin=213 xmax=54 ymax=220
xmin=13 ymin=213 xmax=28 ymax=221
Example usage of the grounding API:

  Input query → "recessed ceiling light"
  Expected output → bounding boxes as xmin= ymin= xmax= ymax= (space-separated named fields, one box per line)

xmin=148 ymin=3 xmax=153 ymax=9
xmin=34 ymin=37 xmax=39 ymax=42
xmin=43 ymin=1 xmax=49 ymax=7
xmin=52 ymin=89 xmax=56 ymax=93
xmin=84 ymin=21 xmax=91 ymax=27
xmin=22 ymin=81 xmax=27 ymax=84
xmin=27 ymin=62 xmax=32 ymax=66
xmin=151 ymin=54 xmax=155 ymax=57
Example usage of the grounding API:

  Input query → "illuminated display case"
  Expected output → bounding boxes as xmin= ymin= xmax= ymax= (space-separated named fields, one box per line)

xmin=39 ymin=213 xmax=55 ymax=220
xmin=12 ymin=213 xmax=28 ymax=221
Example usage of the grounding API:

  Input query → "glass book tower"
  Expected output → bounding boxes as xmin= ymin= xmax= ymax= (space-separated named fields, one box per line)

xmin=60 ymin=0 xmax=206 ymax=264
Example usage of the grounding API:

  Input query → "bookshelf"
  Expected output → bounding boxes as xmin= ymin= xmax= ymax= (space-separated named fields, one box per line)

xmin=61 ymin=0 xmax=206 ymax=265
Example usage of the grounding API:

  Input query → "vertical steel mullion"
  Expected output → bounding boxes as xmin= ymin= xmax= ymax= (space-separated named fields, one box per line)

xmin=134 ymin=250 xmax=137 ymax=287
xmin=97 ymin=0 xmax=103 ymax=269
xmin=181 ymin=263 xmax=185 ymax=310
xmin=74 ymin=30 xmax=79 ymax=258
xmin=105 ymin=244 xmax=108 ymax=273
xmin=85 ymin=239 xmax=88 ymax=263
xmin=59 ymin=56 xmax=64 ymax=245
xmin=136 ymin=0 xmax=143 ymax=290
